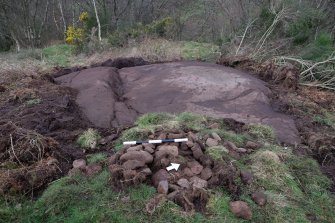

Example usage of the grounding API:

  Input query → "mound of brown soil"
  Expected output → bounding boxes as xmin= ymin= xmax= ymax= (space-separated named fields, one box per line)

xmin=217 ymin=56 xmax=299 ymax=90
xmin=108 ymin=129 xmax=256 ymax=213
xmin=0 ymin=74 xmax=112 ymax=195
xmin=0 ymin=159 xmax=61 ymax=196
xmin=0 ymin=122 xmax=58 ymax=165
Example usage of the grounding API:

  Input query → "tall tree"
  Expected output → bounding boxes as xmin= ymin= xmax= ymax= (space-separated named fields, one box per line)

xmin=92 ymin=0 xmax=101 ymax=42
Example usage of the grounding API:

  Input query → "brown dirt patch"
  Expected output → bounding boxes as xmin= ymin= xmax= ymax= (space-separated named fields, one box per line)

xmin=217 ymin=56 xmax=299 ymax=90
xmin=0 ymin=74 xmax=118 ymax=195
xmin=0 ymin=159 xmax=61 ymax=196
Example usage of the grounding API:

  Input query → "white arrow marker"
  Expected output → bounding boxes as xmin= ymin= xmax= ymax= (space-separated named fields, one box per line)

xmin=166 ymin=163 xmax=180 ymax=171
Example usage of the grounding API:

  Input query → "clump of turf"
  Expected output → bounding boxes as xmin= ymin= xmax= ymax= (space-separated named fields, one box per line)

xmin=115 ymin=112 xmax=206 ymax=150
xmin=248 ymin=124 xmax=275 ymax=142
xmin=206 ymin=146 xmax=229 ymax=160
xmin=77 ymin=128 xmax=101 ymax=149
xmin=199 ymin=129 xmax=247 ymax=147
xmin=176 ymin=112 xmax=206 ymax=130
xmin=136 ymin=112 xmax=174 ymax=129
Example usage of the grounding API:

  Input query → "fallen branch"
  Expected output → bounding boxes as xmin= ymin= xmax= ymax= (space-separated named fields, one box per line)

xmin=10 ymin=134 xmax=24 ymax=167
xmin=235 ymin=19 xmax=257 ymax=56
xmin=252 ymin=8 xmax=287 ymax=58
xmin=275 ymin=54 xmax=335 ymax=90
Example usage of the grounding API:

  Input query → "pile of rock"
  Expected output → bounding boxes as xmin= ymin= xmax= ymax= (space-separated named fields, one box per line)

xmin=69 ymin=159 xmax=102 ymax=177
xmin=107 ymin=129 xmax=266 ymax=218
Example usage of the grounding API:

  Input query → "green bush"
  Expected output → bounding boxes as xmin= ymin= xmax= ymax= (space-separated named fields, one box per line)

xmin=107 ymin=17 xmax=174 ymax=48
xmin=302 ymin=32 xmax=334 ymax=61
xmin=108 ymin=32 xmax=126 ymax=47
xmin=259 ymin=8 xmax=276 ymax=29
xmin=287 ymin=17 xmax=315 ymax=45
xmin=147 ymin=17 xmax=174 ymax=37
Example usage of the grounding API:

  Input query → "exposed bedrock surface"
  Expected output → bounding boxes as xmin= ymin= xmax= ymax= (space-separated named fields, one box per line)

xmin=55 ymin=61 xmax=300 ymax=145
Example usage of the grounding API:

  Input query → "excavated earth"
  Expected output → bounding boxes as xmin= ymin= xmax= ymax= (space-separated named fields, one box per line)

xmin=106 ymin=129 xmax=260 ymax=215
xmin=55 ymin=61 xmax=300 ymax=145
xmin=0 ymin=58 xmax=334 ymax=217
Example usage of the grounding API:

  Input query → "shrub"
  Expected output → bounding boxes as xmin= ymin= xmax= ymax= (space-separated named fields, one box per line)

xmin=147 ymin=17 xmax=174 ymax=37
xmin=302 ymin=32 xmax=334 ymax=61
xmin=108 ymin=32 xmax=126 ymax=47
xmin=65 ymin=26 xmax=85 ymax=45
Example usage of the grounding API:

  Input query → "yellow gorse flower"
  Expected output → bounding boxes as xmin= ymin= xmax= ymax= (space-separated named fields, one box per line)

xmin=66 ymin=26 xmax=84 ymax=44
xmin=79 ymin=12 xmax=89 ymax=22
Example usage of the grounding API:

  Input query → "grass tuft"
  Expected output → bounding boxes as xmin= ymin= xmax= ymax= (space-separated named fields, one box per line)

xmin=77 ymin=128 xmax=101 ymax=149
xmin=176 ymin=112 xmax=206 ymax=131
xmin=206 ymin=146 xmax=229 ymax=160
xmin=136 ymin=113 xmax=175 ymax=131
xmin=248 ymin=124 xmax=275 ymax=142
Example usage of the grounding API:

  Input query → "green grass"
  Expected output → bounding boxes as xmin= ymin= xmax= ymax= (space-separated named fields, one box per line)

xmin=2 ymin=113 xmax=334 ymax=223
xmin=116 ymin=112 xmax=206 ymax=150
xmin=301 ymin=32 xmax=334 ymax=61
xmin=248 ymin=124 xmax=275 ymax=143
xmin=181 ymin=41 xmax=219 ymax=62
xmin=77 ymin=128 xmax=101 ymax=149
xmin=114 ymin=127 xmax=148 ymax=151
xmin=135 ymin=112 xmax=206 ymax=132
xmin=245 ymin=146 xmax=335 ymax=223
xmin=206 ymin=146 xmax=229 ymax=160
xmin=176 ymin=112 xmax=206 ymax=131
xmin=313 ymin=112 xmax=335 ymax=129
xmin=41 ymin=44 xmax=73 ymax=67
xmin=207 ymin=191 xmax=246 ymax=223
xmin=86 ymin=153 xmax=108 ymax=164
xmin=136 ymin=113 xmax=175 ymax=131
xmin=0 ymin=170 xmax=223 ymax=223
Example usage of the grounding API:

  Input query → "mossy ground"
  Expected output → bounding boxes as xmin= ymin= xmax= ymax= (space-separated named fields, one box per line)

xmin=1 ymin=113 xmax=334 ymax=223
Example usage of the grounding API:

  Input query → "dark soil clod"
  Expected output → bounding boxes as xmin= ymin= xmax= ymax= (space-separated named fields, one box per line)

xmin=108 ymin=130 xmax=241 ymax=213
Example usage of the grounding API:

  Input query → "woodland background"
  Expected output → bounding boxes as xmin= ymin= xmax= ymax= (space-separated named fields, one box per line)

xmin=1 ymin=0 xmax=335 ymax=88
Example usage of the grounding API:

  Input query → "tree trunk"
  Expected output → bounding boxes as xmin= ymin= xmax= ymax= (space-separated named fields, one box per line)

xmin=92 ymin=0 xmax=101 ymax=42
xmin=58 ymin=0 xmax=66 ymax=37
xmin=11 ymin=31 xmax=21 ymax=52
